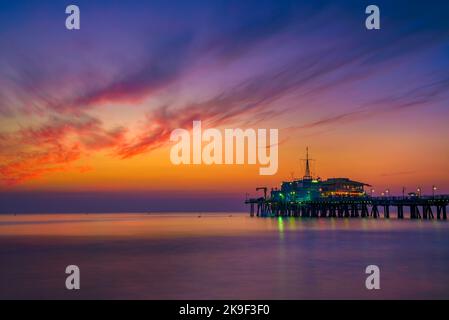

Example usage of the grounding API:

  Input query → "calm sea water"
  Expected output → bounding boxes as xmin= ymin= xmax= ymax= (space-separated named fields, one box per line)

xmin=0 ymin=212 xmax=448 ymax=299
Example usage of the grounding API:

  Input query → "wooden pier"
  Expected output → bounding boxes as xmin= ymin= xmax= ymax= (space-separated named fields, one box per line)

xmin=245 ymin=195 xmax=449 ymax=220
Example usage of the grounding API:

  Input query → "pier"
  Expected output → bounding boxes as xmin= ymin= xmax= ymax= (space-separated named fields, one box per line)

xmin=245 ymin=195 xmax=449 ymax=219
xmin=246 ymin=149 xmax=449 ymax=220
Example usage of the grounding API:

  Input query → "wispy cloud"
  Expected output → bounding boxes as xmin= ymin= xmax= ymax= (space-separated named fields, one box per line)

xmin=292 ymin=77 xmax=449 ymax=132
xmin=0 ymin=114 xmax=126 ymax=185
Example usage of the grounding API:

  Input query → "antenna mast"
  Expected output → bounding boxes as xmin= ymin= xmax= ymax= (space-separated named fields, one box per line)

xmin=302 ymin=147 xmax=313 ymax=180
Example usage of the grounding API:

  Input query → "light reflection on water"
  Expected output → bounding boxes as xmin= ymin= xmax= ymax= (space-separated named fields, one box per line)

xmin=0 ymin=213 xmax=448 ymax=299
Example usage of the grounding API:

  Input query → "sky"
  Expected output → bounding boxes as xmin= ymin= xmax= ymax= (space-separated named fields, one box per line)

xmin=0 ymin=0 xmax=448 ymax=212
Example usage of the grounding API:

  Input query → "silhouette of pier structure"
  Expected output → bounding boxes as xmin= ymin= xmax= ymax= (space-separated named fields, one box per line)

xmin=246 ymin=195 xmax=448 ymax=220
xmin=245 ymin=148 xmax=448 ymax=220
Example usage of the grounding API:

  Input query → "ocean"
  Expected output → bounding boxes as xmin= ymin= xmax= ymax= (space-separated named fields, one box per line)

xmin=0 ymin=213 xmax=448 ymax=299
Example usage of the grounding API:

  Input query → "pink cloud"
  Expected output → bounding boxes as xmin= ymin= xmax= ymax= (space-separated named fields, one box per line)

xmin=0 ymin=114 xmax=127 ymax=185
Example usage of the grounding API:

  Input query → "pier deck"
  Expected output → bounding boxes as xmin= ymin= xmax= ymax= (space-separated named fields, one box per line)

xmin=245 ymin=195 xmax=449 ymax=219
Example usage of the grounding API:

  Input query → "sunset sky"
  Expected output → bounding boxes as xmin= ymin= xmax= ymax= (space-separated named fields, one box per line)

xmin=0 ymin=0 xmax=448 ymax=212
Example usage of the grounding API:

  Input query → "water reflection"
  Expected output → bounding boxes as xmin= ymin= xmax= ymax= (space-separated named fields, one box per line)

xmin=0 ymin=213 xmax=448 ymax=299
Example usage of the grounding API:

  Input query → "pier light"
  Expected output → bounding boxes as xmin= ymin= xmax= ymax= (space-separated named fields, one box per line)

xmin=381 ymin=192 xmax=385 ymax=197
xmin=432 ymin=185 xmax=437 ymax=197
xmin=385 ymin=189 xmax=390 ymax=197
xmin=371 ymin=189 xmax=375 ymax=195
xmin=417 ymin=187 xmax=421 ymax=197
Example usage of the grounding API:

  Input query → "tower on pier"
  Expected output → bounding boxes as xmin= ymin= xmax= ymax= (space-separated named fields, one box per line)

xmin=302 ymin=147 xmax=313 ymax=180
